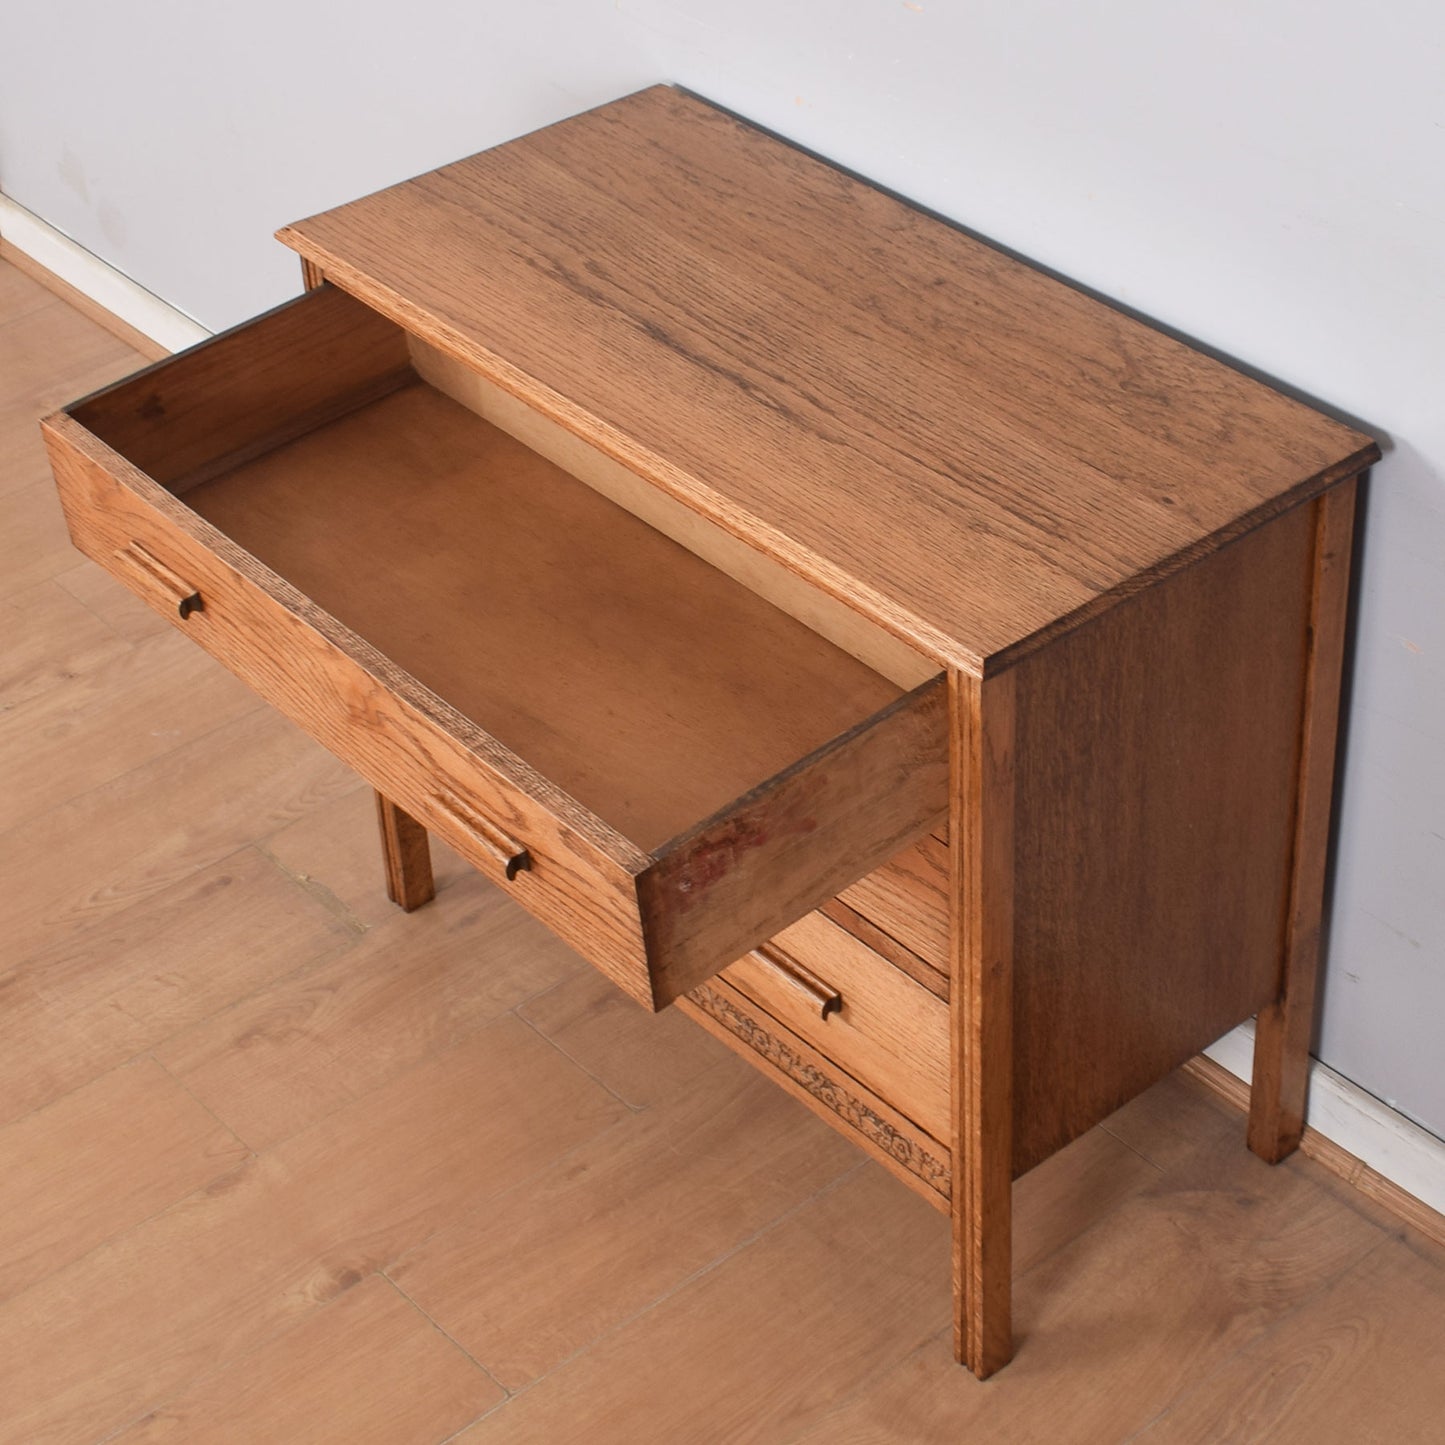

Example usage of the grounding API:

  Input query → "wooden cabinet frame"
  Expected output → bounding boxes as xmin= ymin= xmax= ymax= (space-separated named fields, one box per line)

xmin=45 ymin=85 xmax=1377 ymax=1376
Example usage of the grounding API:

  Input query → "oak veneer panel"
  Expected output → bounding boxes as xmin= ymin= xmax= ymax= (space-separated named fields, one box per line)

xmin=110 ymin=1275 xmax=501 ymax=1444
xmin=69 ymin=284 xmax=412 ymax=491
xmin=280 ymin=86 xmax=1378 ymax=672
xmin=1009 ymin=505 xmax=1317 ymax=1174
xmin=0 ymin=1059 xmax=247 ymax=1303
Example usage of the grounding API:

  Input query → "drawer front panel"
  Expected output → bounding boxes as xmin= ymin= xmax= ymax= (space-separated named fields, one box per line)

xmin=836 ymin=835 xmax=950 ymax=974
xmin=719 ymin=911 xmax=949 ymax=1140
xmin=45 ymin=420 xmax=656 ymax=992
xmin=680 ymin=978 xmax=950 ymax=1206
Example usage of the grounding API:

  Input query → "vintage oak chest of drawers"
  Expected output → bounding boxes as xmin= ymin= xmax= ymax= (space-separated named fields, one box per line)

xmin=41 ymin=85 xmax=1378 ymax=1376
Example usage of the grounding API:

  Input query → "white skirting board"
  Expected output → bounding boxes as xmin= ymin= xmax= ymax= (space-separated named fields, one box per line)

xmin=0 ymin=192 xmax=210 ymax=352
xmin=6 ymin=186 xmax=1443 ymax=1227
xmin=1206 ymin=1021 xmax=1445 ymax=1219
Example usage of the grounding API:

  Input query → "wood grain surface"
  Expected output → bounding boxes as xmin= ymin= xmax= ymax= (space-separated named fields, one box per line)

xmin=641 ymin=676 xmax=948 ymax=1004
xmin=409 ymin=335 xmax=935 ymax=689
xmin=106 ymin=1275 xmax=501 ymax=1444
xmin=167 ymin=372 xmax=903 ymax=851
xmin=1008 ymin=501 xmax=1318 ymax=1173
xmin=69 ymin=284 xmax=411 ymax=492
xmin=1249 ymin=482 xmax=1359 ymax=1162
xmin=0 ymin=1059 xmax=247 ymax=1302
xmin=374 ymin=791 xmax=435 ymax=913
xmin=951 ymin=669 xmax=1018 ymax=1377
xmin=836 ymin=834 xmax=950 ymax=977
xmin=391 ymin=1064 xmax=859 ymax=1391
xmin=821 ymin=897 xmax=948 ymax=999
xmin=44 ymin=412 xmax=663 ymax=1002
xmin=279 ymin=85 xmax=1378 ymax=673
xmin=45 ymin=299 xmax=955 ymax=1006
xmin=15 ymin=257 xmax=1437 ymax=1442
xmin=720 ymin=910 xmax=950 ymax=1140
xmin=681 ymin=979 xmax=952 ymax=1205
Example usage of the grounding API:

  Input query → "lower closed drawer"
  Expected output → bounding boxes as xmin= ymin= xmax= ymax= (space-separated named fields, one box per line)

xmin=719 ymin=911 xmax=950 ymax=1141
xmin=42 ymin=284 xmax=949 ymax=1011
xmin=836 ymin=835 xmax=950 ymax=975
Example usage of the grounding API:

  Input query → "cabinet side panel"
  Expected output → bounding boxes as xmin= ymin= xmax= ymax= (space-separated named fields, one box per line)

xmin=1010 ymin=504 xmax=1316 ymax=1174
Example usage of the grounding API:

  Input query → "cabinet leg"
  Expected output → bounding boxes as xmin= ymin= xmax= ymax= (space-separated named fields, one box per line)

xmin=951 ymin=670 xmax=1016 ymax=1377
xmin=1248 ymin=480 xmax=1358 ymax=1164
xmin=375 ymin=791 xmax=435 ymax=912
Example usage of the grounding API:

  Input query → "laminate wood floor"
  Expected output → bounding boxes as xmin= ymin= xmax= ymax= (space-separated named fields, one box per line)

xmin=2 ymin=256 xmax=1442 ymax=1443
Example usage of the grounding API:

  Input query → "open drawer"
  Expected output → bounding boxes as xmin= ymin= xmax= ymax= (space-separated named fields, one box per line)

xmin=42 ymin=284 xmax=949 ymax=1009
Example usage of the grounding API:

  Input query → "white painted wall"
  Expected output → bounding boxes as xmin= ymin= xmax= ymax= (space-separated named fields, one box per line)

xmin=3 ymin=1 xmax=1441 ymax=1135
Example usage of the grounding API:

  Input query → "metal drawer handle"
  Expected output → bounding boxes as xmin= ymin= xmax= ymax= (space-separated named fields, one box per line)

xmin=119 ymin=541 xmax=204 ymax=620
xmin=756 ymin=943 xmax=843 ymax=1021
xmin=429 ymin=790 xmax=531 ymax=881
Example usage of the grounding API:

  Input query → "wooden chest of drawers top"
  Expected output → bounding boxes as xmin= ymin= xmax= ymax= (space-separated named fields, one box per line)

xmin=278 ymin=84 xmax=1377 ymax=674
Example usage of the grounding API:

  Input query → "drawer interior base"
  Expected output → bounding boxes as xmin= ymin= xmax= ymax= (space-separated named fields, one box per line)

xmin=179 ymin=379 xmax=903 ymax=852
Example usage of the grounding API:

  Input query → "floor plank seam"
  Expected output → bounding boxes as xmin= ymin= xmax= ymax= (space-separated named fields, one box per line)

xmin=74 ymin=1268 xmax=386 ymax=1445
xmin=0 ymin=278 xmax=63 ymax=330
xmin=0 ymin=1154 xmax=257 ymax=1320
xmin=771 ymin=1330 xmax=948 ymax=1445
xmin=511 ymin=1006 xmax=646 ymax=1115
xmin=488 ymin=1157 xmax=875 ymax=1412
xmin=145 ymin=1050 xmax=258 ymax=1163
xmin=1098 ymin=1116 xmax=1175 ymax=1174
xmin=379 ymin=1268 xmax=512 ymax=1400
xmin=33 ymin=565 xmax=141 ymax=646
xmin=251 ymin=836 xmax=372 ymax=936
xmin=0 ymin=697 xmax=276 ymax=853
